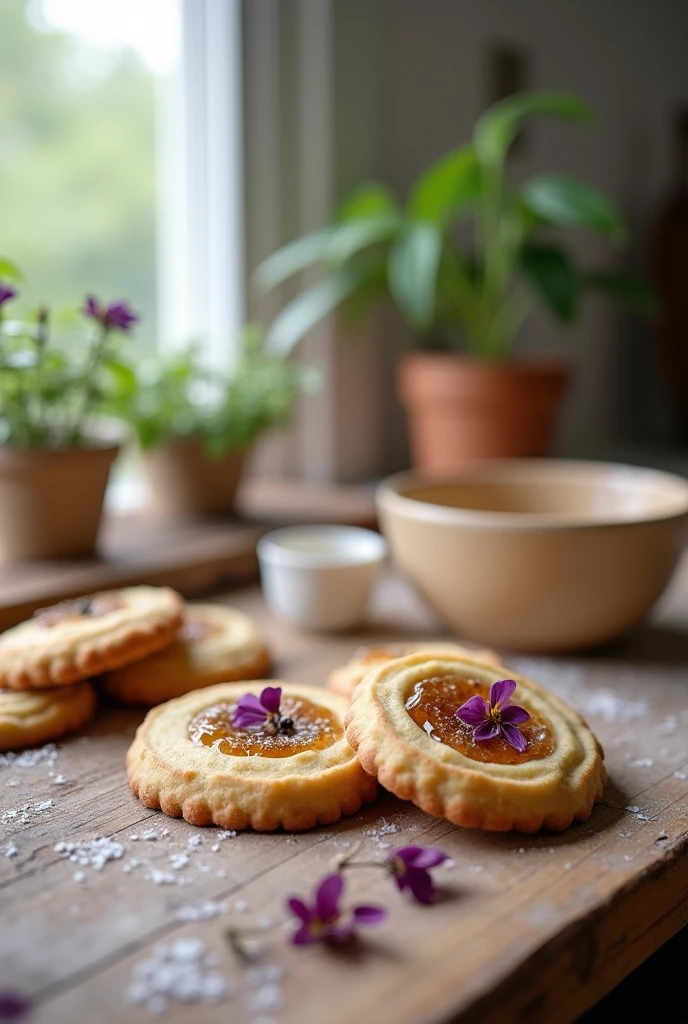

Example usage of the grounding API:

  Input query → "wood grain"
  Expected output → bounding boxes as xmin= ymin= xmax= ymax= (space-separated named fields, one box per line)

xmin=1 ymin=560 xmax=687 ymax=1024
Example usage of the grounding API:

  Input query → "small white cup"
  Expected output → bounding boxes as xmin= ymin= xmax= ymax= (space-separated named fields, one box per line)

xmin=256 ymin=524 xmax=387 ymax=631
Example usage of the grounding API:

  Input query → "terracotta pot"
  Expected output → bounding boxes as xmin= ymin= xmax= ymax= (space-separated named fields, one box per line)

xmin=0 ymin=442 xmax=119 ymax=562
xmin=397 ymin=352 xmax=569 ymax=475
xmin=143 ymin=439 xmax=247 ymax=520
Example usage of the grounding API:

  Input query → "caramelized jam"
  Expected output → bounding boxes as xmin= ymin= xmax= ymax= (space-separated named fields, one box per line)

xmin=405 ymin=675 xmax=554 ymax=765
xmin=179 ymin=616 xmax=223 ymax=642
xmin=34 ymin=595 xmax=123 ymax=628
xmin=188 ymin=696 xmax=342 ymax=758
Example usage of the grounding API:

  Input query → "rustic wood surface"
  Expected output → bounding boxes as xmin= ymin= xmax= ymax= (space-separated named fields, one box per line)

xmin=1 ymin=556 xmax=687 ymax=1024
xmin=0 ymin=480 xmax=377 ymax=631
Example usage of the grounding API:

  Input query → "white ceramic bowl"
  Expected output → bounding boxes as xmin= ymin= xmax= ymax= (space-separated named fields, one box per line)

xmin=257 ymin=524 xmax=388 ymax=631
xmin=376 ymin=459 xmax=688 ymax=652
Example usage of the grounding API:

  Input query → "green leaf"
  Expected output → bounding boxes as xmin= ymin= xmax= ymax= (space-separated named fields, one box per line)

xmin=0 ymin=258 xmax=22 ymax=284
xmin=520 ymin=243 xmax=580 ymax=323
xmin=252 ymin=230 xmax=333 ymax=292
xmin=264 ymin=263 xmax=374 ymax=356
xmin=337 ymin=182 xmax=399 ymax=222
xmin=327 ymin=214 xmax=400 ymax=266
xmin=104 ymin=358 xmax=137 ymax=397
xmin=583 ymin=271 xmax=660 ymax=315
xmin=408 ymin=145 xmax=480 ymax=223
xmin=388 ymin=222 xmax=443 ymax=331
xmin=474 ymin=91 xmax=593 ymax=166
xmin=520 ymin=175 xmax=626 ymax=240
xmin=339 ymin=257 xmax=389 ymax=328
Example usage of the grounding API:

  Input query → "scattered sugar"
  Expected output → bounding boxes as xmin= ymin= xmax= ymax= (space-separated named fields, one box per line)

xmin=657 ymin=716 xmax=678 ymax=736
xmin=2 ymin=799 xmax=54 ymax=825
xmin=130 ymin=835 xmax=139 ymax=841
xmin=145 ymin=869 xmax=177 ymax=886
xmin=469 ymin=865 xmax=483 ymax=874
xmin=575 ymin=690 xmax=647 ymax=724
xmin=161 ymin=829 xmax=170 ymax=836
xmin=54 ymin=836 xmax=124 ymax=871
xmin=73 ymin=871 xmax=86 ymax=883
xmin=0 ymin=743 xmax=58 ymax=769
xmin=623 ymin=855 xmax=633 ymax=862
xmin=141 ymin=830 xmax=159 ymax=841
xmin=216 ymin=830 xmax=236 ymax=840
xmin=176 ymin=900 xmax=227 ymax=923
xmin=245 ymin=985 xmax=284 ymax=1014
xmin=234 ymin=900 xmax=249 ymax=913
xmin=187 ymin=835 xmax=202 ymax=850
xmin=625 ymin=805 xmax=640 ymax=814
xmin=656 ymin=831 xmax=668 ymax=842
xmin=51 ymin=775 xmax=68 ymax=785
xmin=443 ymin=858 xmax=456 ymax=869
xmin=4 ymin=842 xmax=18 ymax=858
xmin=127 ymin=938 xmax=231 ymax=1015
xmin=517 ymin=847 xmax=525 ymax=854
xmin=630 ymin=759 xmax=654 ymax=768
xmin=5 ymin=780 xmax=18 ymax=787
xmin=563 ymin=862 xmax=572 ymax=870
xmin=674 ymin=771 xmax=687 ymax=781
xmin=362 ymin=818 xmax=399 ymax=848
xmin=211 ymin=844 xmax=220 ymax=853
xmin=637 ymin=813 xmax=650 ymax=822
xmin=170 ymin=853 xmax=189 ymax=870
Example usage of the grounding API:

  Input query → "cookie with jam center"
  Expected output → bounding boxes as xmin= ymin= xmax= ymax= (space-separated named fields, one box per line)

xmin=126 ymin=681 xmax=378 ymax=831
xmin=0 ymin=586 xmax=184 ymax=690
xmin=0 ymin=680 xmax=97 ymax=751
xmin=327 ymin=641 xmax=501 ymax=700
xmin=345 ymin=652 xmax=605 ymax=833
xmin=101 ymin=603 xmax=271 ymax=707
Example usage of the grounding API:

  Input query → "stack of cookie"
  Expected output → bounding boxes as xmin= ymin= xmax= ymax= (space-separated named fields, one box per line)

xmin=0 ymin=586 xmax=271 ymax=752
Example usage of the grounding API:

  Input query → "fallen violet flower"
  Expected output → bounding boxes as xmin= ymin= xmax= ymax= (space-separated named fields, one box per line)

xmin=334 ymin=843 xmax=448 ymax=905
xmin=286 ymin=873 xmax=386 ymax=945
xmin=0 ymin=285 xmax=17 ymax=311
xmin=0 ymin=991 xmax=31 ymax=1022
xmin=232 ymin=686 xmax=294 ymax=734
xmin=456 ymin=679 xmax=530 ymax=752
xmin=82 ymin=295 xmax=138 ymax=332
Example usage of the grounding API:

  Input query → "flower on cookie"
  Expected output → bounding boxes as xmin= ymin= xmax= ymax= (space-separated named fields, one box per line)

xmin=232 ymin=686 xmax=294 ymax=734
xmin=455 ymin=678 xmax=530 ymax=752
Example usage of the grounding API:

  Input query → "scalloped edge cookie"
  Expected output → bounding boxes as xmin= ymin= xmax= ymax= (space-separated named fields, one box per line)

xmin=327 ymin=641 xmax=501 ymax=700
xmin=0 ymin=586 xmax=185 ymax=690
xmin=101 ymin=604 xmax=271 ymax=706
xmin=0 ymin=681 xmax=97 ymax=751
xmin=345 ymin=652 xmax=606 ymax=833
xmin=127 ymin=681 xmax=378 ymax=831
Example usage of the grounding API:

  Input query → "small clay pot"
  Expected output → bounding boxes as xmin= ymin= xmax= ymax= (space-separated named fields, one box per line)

xmin=0 ymin=442 xmax=119 ymax=562
xmin=143 ymin=438 xmax=247 ymax=520
xmin=397 ymin=352 xmax=569 ymax=475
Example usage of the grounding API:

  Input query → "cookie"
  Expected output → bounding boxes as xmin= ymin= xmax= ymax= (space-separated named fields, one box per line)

xmin=127 ymin=681 xmax=378 ymax=831
xmin=101 ymin=604 xmax=271 ymax=707
xmin=345 ymin=651 xmax=605 ymax=833
xmin=0 ymin=586 xmax=185 ymax=690
xmin=0 ymin=681 xmax=97 ymax=751
xmin=327 ymin=641 xmax=501 ymax=700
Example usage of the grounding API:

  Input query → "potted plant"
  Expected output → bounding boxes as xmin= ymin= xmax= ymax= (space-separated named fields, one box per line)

xmin=254 ymin=91 xmax=655 ymax=474
xmin=111 ymin=326 xmax=313 ymax=519
xmin=0 ymin=265 xmax=138 ymax=561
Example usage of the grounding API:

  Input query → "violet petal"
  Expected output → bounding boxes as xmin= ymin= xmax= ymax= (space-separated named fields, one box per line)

xmin=474 ymin=720 xmax=501 ymax=742
xmin=490 ymin=679 xmax=517 ymax=707
xmin=398 ymin=846 xmax=447 ymax=870
xmin=325 ymin=919 xmax=354 ymax=943
xmin=455 ymin=695 xmax=489 ymax=725
xmin=232 ymin=693 xmax=268 ymax=728
xmin=352 ymin=904 xmax=387 ymax=925
xmin=315 ymin=873 xmax=343 ymax=921
xmin=500 ymin=703 xmax=530 ymax=725
xmin=405 ymin=867 xmax=435 ymax=905
xmin=501 ymin=723 xmax=528 ymax=753
xmin=291 ymin=924 xmax=315 ymax=945
xmin=260 ymin=686 xmax=282 ymax=715
xmin=0 ymin=992 xmax=31 ymax=1022
xmin=286 ymin=897 xmax=311 ymax=924
xmin=0 ymin=285 xmax=17 ymax=308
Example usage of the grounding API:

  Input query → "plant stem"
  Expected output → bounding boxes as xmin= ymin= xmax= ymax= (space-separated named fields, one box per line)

xmin=68 ymin=324 xmax=110 ymax=446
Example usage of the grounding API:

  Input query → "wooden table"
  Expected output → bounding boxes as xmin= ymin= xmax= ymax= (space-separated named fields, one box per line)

xmin=1 ymin=559 xmax=687 ymax=1024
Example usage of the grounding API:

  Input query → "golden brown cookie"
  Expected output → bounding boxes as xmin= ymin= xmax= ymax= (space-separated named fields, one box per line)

xmin=0 ymin=681 xmax=97 ymax=751
xmin=345 ymin=652 xmax=605 ymax=833
xmin=327 ymin=641 xmax=501 ymax=700
xmin=0 ymin=587 xmax=185 ymax=690
xmin=127 ymin=681 xmax=378 ymax=831
xmin=101 ymin=604 xmax=271 ymax=707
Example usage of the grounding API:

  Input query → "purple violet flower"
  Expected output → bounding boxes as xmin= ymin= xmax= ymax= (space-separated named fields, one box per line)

xmin=387 ymin=845 xmax=448 ymax=904
xmin=286 ymin=873 xmax=386 ymax=946
xmin=82 ymin=295 xmax=138 ymax=332
xmin=456 ymin=679 xmax=530 ymax=752
xmin=0 ymin=991 xmax=31 ymax=1022
xmin=232 ymin=686 xmax=287 ymax=731
xmin=0 ymin=284 xmax=17 ymax=310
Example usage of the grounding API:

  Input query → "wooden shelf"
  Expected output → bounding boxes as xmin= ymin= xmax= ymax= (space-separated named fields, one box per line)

xmin=0 ymin=478 xmax=378 ymax=630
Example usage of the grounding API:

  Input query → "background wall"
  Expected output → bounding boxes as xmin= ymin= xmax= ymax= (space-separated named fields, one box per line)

xmin=247 ymin=0 xmax=688 ymax=482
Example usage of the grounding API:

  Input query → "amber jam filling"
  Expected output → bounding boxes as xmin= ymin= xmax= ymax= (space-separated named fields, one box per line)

xmin=188 ymin=696 xmax=342 ymax=758
xmin=33 ymin=595 xmax=123 ymax=628
xmin=178 ymin=616 xmax=223 ymax=643
xmin=405 ymin=675 xmax=554 ymax=765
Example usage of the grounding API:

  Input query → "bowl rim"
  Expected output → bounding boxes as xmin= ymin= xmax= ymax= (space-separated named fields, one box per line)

xmin=376 ymin=459 xmax=688 ymax=531
xmin=256 ymin=523 xmax=388 ymax=568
